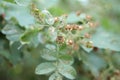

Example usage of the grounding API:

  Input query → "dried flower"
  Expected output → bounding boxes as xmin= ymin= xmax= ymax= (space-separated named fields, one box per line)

xmin=56 ymin=36 xmax=65 ymax=43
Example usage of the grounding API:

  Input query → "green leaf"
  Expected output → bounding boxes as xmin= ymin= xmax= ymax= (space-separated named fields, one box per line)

xmin=91 ymin=27 xmax=120 ymax=51
xmin=3 ymin=0 xmax=14 ymax=3
xmin=82 ymin=53 xmax=107 ymax=77
xmin=111 ymin=53 xmax=120 ymax=69
xmin=0 ymin=5 xmax=4 ymax=14
xmin=41 ymin=44 xmax=57 ymax=61
xmin=41 ymin=49 xmax=57 ymax=61
xmin=9 ymin=42 xmax=22 ymax=64
xmin=49 ymin=72 xmax=62 ymax=80
xmin=20 ymin=28 xmax=39 ymax=47
xmin=0 ymin=50 xmax=10 ymax=60
xmin=49 ymin=7 xmax=66 ymax=16
xmin=2 ymin=23 xmax=24 ymax=42
xmin=3 ymin=2 xmax=35 ymax=27
xmin=58 ymin=64 xmax=76 ymax=79
xmin=67 ymin=13 xmax=86 ymax=23
xmin=0 ymin=0 xmax=3 ymax=3
xmin=35 ymin=0 xmax=59 ymax=9
xmin=41 ymin=9 xmax=54 ymax=25
xmin=35 ymin=62 xmax=56 ymax=75
xmin=59 ymin=54 xmax=74 ymax=65
xmin=14 ymin=0 xmax=32 ymax=6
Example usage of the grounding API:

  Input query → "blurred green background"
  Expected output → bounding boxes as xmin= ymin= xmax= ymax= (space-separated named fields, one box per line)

xmin=0 ymin=0 xmax=120 ymax=80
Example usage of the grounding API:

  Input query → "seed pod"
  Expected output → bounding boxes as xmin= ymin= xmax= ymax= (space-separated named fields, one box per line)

xmin=85 ymin=41 xmax=93 ymax=48
xmin=56 ymin=36 xmax=65 ymax=43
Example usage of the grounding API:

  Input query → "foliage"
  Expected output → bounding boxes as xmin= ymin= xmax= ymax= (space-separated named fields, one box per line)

xmin=0 ymin=0 xmax=120 ymax=80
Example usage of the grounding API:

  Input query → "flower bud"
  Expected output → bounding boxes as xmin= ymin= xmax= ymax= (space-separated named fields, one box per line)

xmin=54 ymin=17 xmax=59 ymax=23
xmin=86 ymin=15 xmax=92 ymax=20
xmin=84 ymin=33 xmax=91 ymax=38
xmin=66 ymin=39 xmax=74 ymax=45
xmin=78 ymin=26 xmax=83 ymax=30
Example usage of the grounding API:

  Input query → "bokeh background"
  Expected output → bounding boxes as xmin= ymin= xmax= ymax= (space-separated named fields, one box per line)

xmin=0 ymin=0 xmax=120 ymax=80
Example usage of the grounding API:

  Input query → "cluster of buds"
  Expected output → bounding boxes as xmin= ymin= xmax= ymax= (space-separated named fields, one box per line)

xmin=31 ymin=5 xmax=96 ymax=50
xmin=56 ymin=36 xmax=74 ymax=46
xmin=56 ymin=36 xmax=73 ymax=44
xmin=65 ymin=24 xmax=83 ymax=31
xmin=31 ymin=4 xmax=42 ymax=22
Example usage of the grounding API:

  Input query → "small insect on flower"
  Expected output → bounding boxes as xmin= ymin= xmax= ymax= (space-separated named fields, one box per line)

xmin=85 ymin=41 xmax=93 ymax=48
xmin=56 ymin=36 xmax=65 ymax=43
